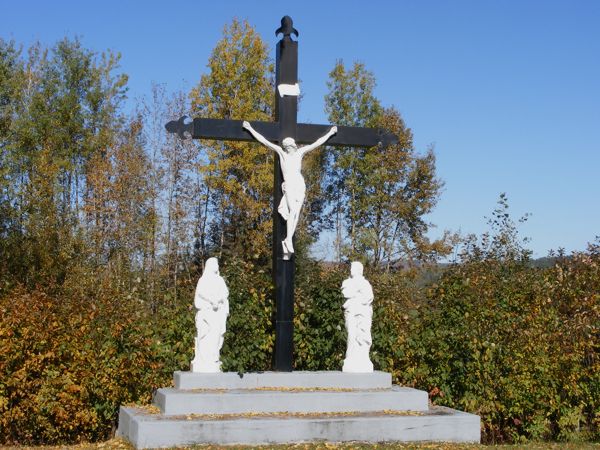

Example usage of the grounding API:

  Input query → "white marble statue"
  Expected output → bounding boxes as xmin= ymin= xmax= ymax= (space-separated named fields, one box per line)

xmin=341 ymin=261 xmax=374 ymax=373
xmin=191 ymin=257 xmax=229 ymax=373
xmin=243 ymin=121 xmax=337 ymax=259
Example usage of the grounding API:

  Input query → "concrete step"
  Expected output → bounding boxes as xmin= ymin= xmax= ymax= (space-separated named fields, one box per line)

xmin=117 ymin=405 xmax=481 ymax=448
xmin=154 ymin=385 xmax=428 ymax=415
xmin=174 ymin=370 xmax=392 ymax=390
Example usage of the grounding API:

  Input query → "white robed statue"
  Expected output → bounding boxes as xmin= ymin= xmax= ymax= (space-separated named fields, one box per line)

xmin=243 ymin=121 xmax=337 ymax=259
xmin=341 ymin=261 xmax=374 ymax=373
xmin=191 ymin=257 xmax=229 ymax=373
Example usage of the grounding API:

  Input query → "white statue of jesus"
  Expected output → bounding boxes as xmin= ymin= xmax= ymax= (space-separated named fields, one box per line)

xmin=243 ymin=121 xmax=337 ymax=258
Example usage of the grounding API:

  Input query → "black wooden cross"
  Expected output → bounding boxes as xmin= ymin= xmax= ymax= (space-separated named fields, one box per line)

xmin=166 ymin=16 xmax=397 ymax=372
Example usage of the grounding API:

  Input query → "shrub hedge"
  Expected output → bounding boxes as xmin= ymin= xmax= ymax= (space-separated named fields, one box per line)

xmin=405 ymin=253 xmax=599 ymax=443
xmin=1 ymin=251 xmax=598 ymax=444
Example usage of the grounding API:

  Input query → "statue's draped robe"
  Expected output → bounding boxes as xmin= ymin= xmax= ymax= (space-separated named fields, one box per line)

xmin=341 ymin=275 xmax=374 ymax=372
xmin=192 ymin=259 xmax=229 ymax=372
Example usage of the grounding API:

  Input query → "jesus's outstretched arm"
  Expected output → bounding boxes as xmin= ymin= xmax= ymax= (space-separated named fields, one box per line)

xmin=298 ymin=126 xmax=337 ymax=156
xmin=243 ymin=121 xmax=284 ymax=158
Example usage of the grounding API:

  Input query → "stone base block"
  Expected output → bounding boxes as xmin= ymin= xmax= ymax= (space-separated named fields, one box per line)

xmin=118 ymin=371 xmax=481 ymax=448
xmin=174 ymin=370 xmax=392 ymax=390
xmin=155 ymin=385 xmax=428 ymax=415
xmin=117 ymin=406 xmax=481 ymax=449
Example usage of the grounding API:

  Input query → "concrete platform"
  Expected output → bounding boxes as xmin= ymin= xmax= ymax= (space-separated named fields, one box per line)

xmin=174 ymin=370 xmax=392 ymax=390
xmin=155 ymin=385 xmax=428 ymax=415
xmin=117 ymin=371 xmax=481 ymax=448
xmin=117 ymin=405 xmax=481 ymax=448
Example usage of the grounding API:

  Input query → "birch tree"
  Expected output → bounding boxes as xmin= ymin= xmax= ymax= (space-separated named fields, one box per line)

xmin=325 ymin=61 xmax=449 ymax=267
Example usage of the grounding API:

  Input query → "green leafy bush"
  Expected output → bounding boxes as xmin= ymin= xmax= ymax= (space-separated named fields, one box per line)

xmin=395 ymin=197 xmax=600 ymax=444
xmin=0 ymin=286 xmax=169 ymax=444
xmin=1 ymin=247 xmax=598 ymax=445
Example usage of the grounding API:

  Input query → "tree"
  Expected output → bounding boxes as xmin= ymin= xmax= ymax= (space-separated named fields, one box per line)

xmin=0 ymin=37 xmax=127 ymax=287
xmin=459 ymin=193 xmax=532 ymax=262
xmin=189 ymin=19 xmax=274 ymax=263
xmin=324 ymin=60 xmax=448 ymax=267
xmin=161 ymin=89 xmax=201 ymax=291
xmin=0 ymin=39 xmax=24 ymax=285
xmin=324 ymin=61 xmax=381 ymax=261
xmin=84 ymin=118 xmax=157 ymax=288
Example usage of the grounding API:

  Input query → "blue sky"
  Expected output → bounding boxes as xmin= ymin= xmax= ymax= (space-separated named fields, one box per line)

xmin=3 ymin=0 xmax=599 ymax=258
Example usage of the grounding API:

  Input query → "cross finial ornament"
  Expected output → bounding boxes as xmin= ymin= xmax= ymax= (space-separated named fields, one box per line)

xmin=275 ymin=15 xmax=299 ymax=40
xmin=165 ymin=115 xmax=192 ymax=139
xmin=166 ymin=16 xmax=396 ymax=371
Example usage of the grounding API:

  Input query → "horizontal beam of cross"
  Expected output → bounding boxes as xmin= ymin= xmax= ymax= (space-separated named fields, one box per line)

xmin=166 ymin=117 xmax=398 ymax=148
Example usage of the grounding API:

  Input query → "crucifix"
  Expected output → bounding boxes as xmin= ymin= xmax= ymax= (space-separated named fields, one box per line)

xmin=166 ymin=16 xmax=397 ymax=372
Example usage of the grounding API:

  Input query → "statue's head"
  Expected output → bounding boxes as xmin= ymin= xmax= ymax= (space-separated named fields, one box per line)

xmin=204 ymin=257 xmax=220 ymax=276
xmin=282 ymin=137 xmax=297 ymax=153
xmin=350 ymin=261 xmax=363 ymax=278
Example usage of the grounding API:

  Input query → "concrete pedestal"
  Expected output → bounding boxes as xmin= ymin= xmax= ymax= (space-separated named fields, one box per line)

xmin=174 ymin=370 xmax=392 ymax=389
xmin=117 ymin=371 xmax=480 ymax=448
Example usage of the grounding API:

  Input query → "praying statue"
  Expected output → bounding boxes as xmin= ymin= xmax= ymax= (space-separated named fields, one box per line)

xmin=243 ymin=121 xmax=337 ymax=258
xmin=341 ymin=261 xmax=374 ymax=373
xmin=191 ymin=257 xmax=229 ymax=373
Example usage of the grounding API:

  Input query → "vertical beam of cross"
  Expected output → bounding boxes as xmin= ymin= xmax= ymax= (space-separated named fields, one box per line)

xmin=273 ymin=29 xmax=298 ymax=372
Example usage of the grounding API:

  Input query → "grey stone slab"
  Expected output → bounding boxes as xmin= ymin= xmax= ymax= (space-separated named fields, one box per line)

xmin=117 ymin=406 xmax=481 ymax=449
xmin=116 ymin=406 xmax=139 ymax=444
xmin=155 ymin=385 xmax=428 ymax=415
xmin=173 ymin=370 xmax=392 ymax=390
